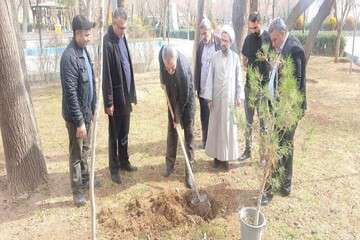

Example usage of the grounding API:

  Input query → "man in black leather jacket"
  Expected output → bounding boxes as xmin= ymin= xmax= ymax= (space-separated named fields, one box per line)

xmin=60 ymin=15 xmax=96 ymax=207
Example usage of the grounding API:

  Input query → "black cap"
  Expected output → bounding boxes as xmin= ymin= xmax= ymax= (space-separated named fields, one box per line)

xmin=72 ymin=15 xmax=95 ymax=31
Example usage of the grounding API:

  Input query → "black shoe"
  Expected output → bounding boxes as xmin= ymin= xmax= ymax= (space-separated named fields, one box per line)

xmin=238 ymin=150 xmax=251 ymax=161
xmin=120 ymin=164 xmax=138 ymax=172
xmin=213 ymin=158 xmax=221 ymax=169
xmin=73 ymin=193 xmax=86 ymax=207
xmin=260 ymin=192 xmax=273 ymax=206
xmin=280 ymin=188 xmax=291 ymax=197
xmin=163 ymin=167 xmax=174 ymax=177
xmin=163 ymin=160 xmax=175 ymax=177
xmin=111 ymin=172 xmax=122 ymax=184
xmin=223 ymin=162 xmax=230 ymax=171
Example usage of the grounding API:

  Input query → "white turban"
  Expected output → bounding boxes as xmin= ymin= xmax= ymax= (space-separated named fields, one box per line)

xmin=221 ymin=25 xmax=235 ymax=43
xmin=199 ymin=18 xmax=212 ymax=30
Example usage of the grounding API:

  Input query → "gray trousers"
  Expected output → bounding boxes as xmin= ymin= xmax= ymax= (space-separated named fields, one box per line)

xmin=66 ymin=121 xmax=92 ymax=194
xmin=166 ymin=111 xmax=194 ymax=171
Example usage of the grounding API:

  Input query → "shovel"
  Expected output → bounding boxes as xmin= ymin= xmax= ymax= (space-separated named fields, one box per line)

xmin=163 ymin=88 xmax=211 ymax=217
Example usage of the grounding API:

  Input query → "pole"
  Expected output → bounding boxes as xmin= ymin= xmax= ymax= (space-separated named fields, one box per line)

xmin=167 ymin=0 xmax=170 ymax=43
xmin=350 ymin=4 xmax=359 ymax=73
xmin=272 ymin=0 xmax=275 ymax=19
xmin=287 ymin=0 xmax=290 ymax=18
xmin=350 ymin=18 xmax=357 ymax=73
xmin=89 ymin=0 xmax=110 ymax=239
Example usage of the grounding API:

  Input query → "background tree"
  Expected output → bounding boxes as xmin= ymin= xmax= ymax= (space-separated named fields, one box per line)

xmin=294 ymin=15 xmax=305 ymax=30
xmin=232 ymin=0 xmax=249 ymax=53
xmin=0 ymin=0 xmax=47 ymax=195
xmin=250 ymin=0 xmax=258 ymax=13
xmin=286 ymin=0 xmax=315 ymax=31
xmin=350 ymin=3 xmax=360 ymax=73
xmin=343 ymin=15 xmax=356 ymax=30
xmin=193 ymin=0 xmax=205 ymax=67
xmin=78 ymin=0 xmax=85 ymax=15
xmin=304 ymin=0 xmax=335 ymax=63
xmin=334 ymin=0 xmax=354 ymax=62
xmin=10 ymin=0 xmax=30 ymax=95
xmin=22 ymin=0 xmax=29 ymax=34
xmin=161 ymin=0 xmax=169 ymax=40
xmin=117 ymin=0 xmax=125 ymax=7
xmin=322 ymin=15 xmax=337 ymax=31
xmin=272 ymin=0 xmax=276 ymax=18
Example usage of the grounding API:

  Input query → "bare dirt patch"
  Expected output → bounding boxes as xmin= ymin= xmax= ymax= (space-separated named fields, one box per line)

xmin=98 ymin=190 xmax=219 ymax=238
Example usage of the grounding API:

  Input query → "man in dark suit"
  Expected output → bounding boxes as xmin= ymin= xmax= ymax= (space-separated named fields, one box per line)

xmin=262 ymin=18 xmax=306 ymax=205
xmin=159 ymin=45 xmax=195 ymax=188
xmin=102 ymin=7 xmax=137 ymax=184
xmin=240 ymin=12 xmax=272 ymax=161
xmin=194 ymin=18 xmax=220 ymax=149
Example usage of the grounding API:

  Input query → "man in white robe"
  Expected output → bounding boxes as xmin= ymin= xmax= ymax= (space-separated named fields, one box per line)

xmin=203 ymin=25 xmax=245 ymax=171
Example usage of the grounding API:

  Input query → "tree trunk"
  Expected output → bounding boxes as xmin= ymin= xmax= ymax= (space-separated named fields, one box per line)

xmin=232 ymin=0 xmax=249 ymax=53
xmin=304 ymin=0 xmax=335 ymax=63
xmin=334 ymin=1 xmax=351 ymax=63
xmin=78 ymin=0 xmax=88 ymax=16
xmin=0 ymin=0 xmax=47 ymax=196
xmin=334 ymin=27 xmax=342 ymax=62
xmin=10 ymin=0 xmax=29 ymax=93
xmin=117 ymin=0 xmax=125 ymax=8
xmin=192 ymin=0 xmax=205 ymax=68
xmin=286 ymin=0 xmax=315 ymax=31
xmin=36 ymin=0 xmax=45 ymax=82
xmin=250 ymin=0 xmax=258 ymax=13
xmin=22 ymin=0 xmax=29 ymax=34
xmin=194 ymin=0 xmax=205 ymax=48
xmin=350 ymin=14 xmax=358 ymax=73
xmin=88 ymin=0 xmax=94 ymax=19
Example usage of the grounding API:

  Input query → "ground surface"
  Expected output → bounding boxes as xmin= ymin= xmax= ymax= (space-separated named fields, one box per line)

xmin=0 ymin=57 xmax=359 ymax=240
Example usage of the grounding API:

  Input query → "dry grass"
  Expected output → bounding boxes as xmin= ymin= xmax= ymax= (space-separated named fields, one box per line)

xmin=0 ymin=57 xmax=359 ymax=240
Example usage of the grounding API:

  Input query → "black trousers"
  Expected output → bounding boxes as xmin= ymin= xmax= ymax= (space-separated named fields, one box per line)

xmin=266 ymin=125 xmax=297 ymax=193
xmin=244 ymin=86 xmax=266 ymax=152
xmin=66 ymin=121 xmax=91 ymax=194
xmin=277 ymin=126 xmax=297 ymax=192
xmin=166 ymin=110 xmax=194 ymax=170
xmin=108 ymin=114 xmax=131 ymax=175
xmin=199 ymin=97 xmax=210 ymax=146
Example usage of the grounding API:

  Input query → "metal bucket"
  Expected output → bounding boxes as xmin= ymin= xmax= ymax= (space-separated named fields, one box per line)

xmin=239 ymin=207 xmax=266 ymax=240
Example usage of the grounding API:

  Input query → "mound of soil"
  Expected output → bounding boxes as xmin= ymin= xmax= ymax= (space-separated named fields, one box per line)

xmin=98 ymin=190 xmax=219 ymax=238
